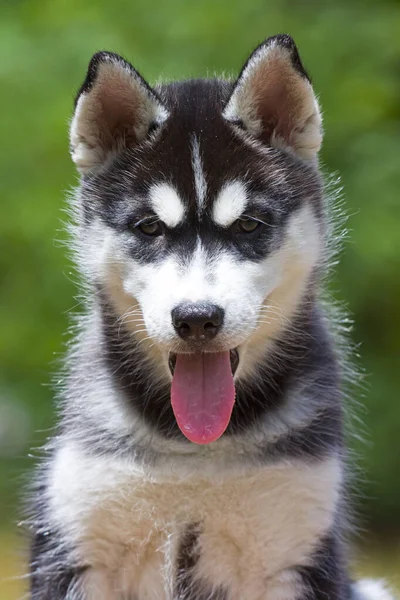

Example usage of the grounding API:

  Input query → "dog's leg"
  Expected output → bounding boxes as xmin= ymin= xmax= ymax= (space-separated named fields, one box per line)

xmin=300 ymin=544 xmax=395 ymax=600
xmin=30 ymin=530 xmax=87 ymax=600
xmin=295 ymin=535 xmax=352 ymax=600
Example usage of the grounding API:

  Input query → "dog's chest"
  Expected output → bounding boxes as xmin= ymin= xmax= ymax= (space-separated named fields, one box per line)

xmin=48 ymin=445 xmax=341 ymax=600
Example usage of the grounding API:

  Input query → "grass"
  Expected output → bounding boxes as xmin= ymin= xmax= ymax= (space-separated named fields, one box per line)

xmin=0 ymin=532 xmax=28 ymax=600
xmin=355 ymin=539 xmax=400 ymax=591
xmin=1 ymin=531 xmax=399 ymax=600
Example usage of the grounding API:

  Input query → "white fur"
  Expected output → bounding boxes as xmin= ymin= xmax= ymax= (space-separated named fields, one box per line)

xmin=63 ymin=308 xmax=166 ymax=449
xmin=47 ymin=441 xmax=342 ymax=600
xmin=148 ymin=183 xmax=186 ymax=227
xmin=353 ymin=580 xmax=395 ymax=600
xmin=191 ymin=136 xmax=207 ymax=210
xmin=80 ymin=200 xmax=321 ymax=380
xmin=238 ymin=201 xmax=322 ymax=380
xmin=212 ymin=180 xmax=248 ymax=227
xmin=70 ymin=96 xmax=109 ymax=173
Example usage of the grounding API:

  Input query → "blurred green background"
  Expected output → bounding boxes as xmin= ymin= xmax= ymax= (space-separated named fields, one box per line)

xmin=1 ymin=0 xmax=399 ymax=597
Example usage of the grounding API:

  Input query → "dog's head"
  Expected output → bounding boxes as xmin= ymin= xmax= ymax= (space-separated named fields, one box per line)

xmin=70 ymin=35 xmax=325 ymax=443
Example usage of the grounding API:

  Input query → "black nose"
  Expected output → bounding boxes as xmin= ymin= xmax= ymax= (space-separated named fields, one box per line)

xmin=172 ymin=302 xmax=224 ymax=341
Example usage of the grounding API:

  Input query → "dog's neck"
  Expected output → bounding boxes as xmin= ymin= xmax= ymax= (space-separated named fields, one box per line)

xmin=61 ymin=291 xmax=341 ymax=471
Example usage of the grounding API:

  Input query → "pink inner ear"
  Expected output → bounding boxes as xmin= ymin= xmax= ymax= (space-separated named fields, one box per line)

xmin=70 ymin=58 xmax=167 ymax=174
xmin=87 ymin=65 xmax=146 ymax=149
xmin=250 ymin=53 xmax=309 ymax=144
xmin=228 ymin=45 xmax=322 ymax=159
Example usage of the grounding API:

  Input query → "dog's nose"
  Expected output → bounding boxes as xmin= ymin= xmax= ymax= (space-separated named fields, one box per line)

xmin=171 ymin=302 xmax=224 ymax=341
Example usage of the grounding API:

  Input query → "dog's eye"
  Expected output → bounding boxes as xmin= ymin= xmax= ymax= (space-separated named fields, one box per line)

xmin=236 ymin=218 xmax=260 ymax=234
xmin=136 ymin=219 xmax=163 ymax=237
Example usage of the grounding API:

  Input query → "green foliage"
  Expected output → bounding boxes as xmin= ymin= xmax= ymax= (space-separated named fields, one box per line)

xmin=1 ymin=0 xmax=400 ymax=530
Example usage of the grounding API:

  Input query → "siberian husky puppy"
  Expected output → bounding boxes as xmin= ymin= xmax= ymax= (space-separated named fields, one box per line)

xmin=29 ymin=34 xmax=393 ymax=600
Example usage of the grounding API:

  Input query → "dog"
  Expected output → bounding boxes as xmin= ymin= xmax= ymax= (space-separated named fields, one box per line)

xmin=28 ymin=34 xmax=393 ymax=600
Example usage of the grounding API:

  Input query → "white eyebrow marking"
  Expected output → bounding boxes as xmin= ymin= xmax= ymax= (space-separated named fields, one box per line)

xmin=212 ymin=181 xmax=248 ymax=227
xmin=191 ymin=136 xmax=207 ymax=210
xmin=148 ymin=183 xmax=186 ymax=227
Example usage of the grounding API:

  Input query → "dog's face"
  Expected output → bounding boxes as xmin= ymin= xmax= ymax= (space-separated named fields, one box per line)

xmin=70 ymin=35 xmax=325 ymax=443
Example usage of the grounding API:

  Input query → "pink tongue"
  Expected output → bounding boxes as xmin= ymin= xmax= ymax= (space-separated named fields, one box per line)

xmin=171 ymin=352 xmax=236 ymax=445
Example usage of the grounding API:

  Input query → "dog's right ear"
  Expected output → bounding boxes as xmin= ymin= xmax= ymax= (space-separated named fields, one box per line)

xmin=70 ymin=52 xmax=168 ymax=175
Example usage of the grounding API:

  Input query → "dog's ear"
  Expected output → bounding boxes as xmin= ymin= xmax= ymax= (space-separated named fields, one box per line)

xmin=224 ymin=34 xmax=322 ymax=161
xmin=70 ymin=52 xmax=168 ymax=175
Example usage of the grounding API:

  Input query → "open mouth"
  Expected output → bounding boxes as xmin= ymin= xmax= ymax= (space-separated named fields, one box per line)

xmin=168 ymin=348 xmax=239 ymax=376
xmin=168 ymin=349 xmax=239 ymax=445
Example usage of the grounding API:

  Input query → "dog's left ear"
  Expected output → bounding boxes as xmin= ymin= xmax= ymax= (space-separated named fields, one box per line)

xmin=224 ymin=34 xmax=322 ymax=162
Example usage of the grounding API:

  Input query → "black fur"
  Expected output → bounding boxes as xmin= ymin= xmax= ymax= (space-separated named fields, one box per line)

xmin=79 ymin=77 xmax=322 ymax=266
xmin=297 ymin=534 xmax=352 ymax=600
xmin=234 ymin=34 xmax=311 ymax=95
xmin=75 ymin=50 xmax=164 ymax=110
xmin=175 ymin=524 xmax=228 ymax=599
xmin=28 ymin=478 xmax=85 ymax=599
xmin=30 ymin=531 xmax=85 ymax=599
xmin=81 ymin=296 xmax=343 ymax=462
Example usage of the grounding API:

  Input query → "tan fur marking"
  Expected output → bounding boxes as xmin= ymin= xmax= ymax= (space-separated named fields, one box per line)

xmin=104 ymin=263 xmax=168 ymax=377
xmin=82 ymin=220 xmax=168 ymax=378
xmin=48 ymin=444 xmax=341 ymax=599
xmin=239 ymin=203 xmax=321 ymax=380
